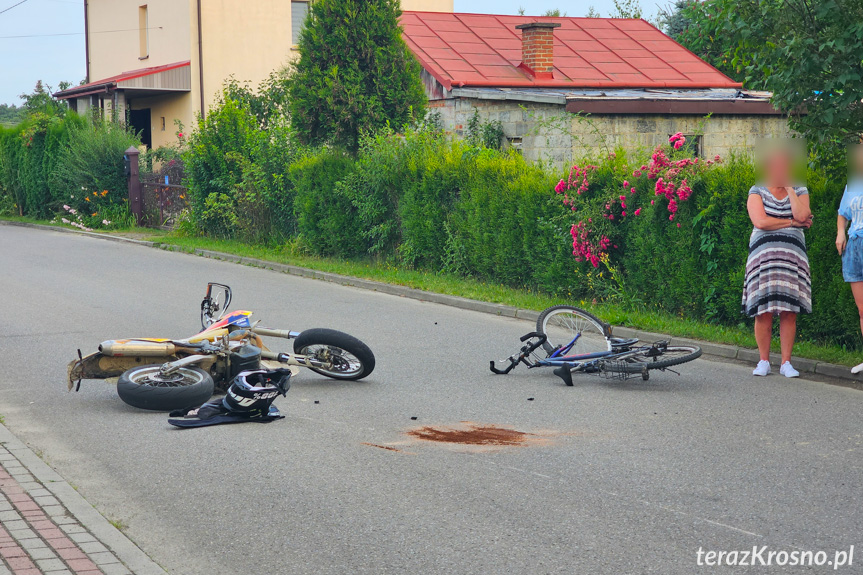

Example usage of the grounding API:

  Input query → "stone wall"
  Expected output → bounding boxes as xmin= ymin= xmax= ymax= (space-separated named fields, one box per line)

xmin=569 ymin=114 xmax=793 ymax=161
xmin=429 ymin=98 xmax=572 ymax=166
xmin=429 ymin=97 xmax=792 ymax=168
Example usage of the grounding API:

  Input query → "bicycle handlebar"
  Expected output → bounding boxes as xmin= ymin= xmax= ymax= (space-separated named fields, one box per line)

xmin=490 ymin=332 xmax=548 ymax=375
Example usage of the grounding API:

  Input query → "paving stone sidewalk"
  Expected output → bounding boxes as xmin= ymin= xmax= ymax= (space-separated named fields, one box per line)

xmin=0 ymin=425 xmax=167 ymax=575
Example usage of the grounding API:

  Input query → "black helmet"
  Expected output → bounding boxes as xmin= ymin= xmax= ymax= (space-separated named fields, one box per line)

xmin=222 ymin=369 xmax=291 ymax=416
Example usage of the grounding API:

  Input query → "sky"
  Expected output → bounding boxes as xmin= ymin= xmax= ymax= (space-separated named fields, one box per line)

xmin=0 ymin=0 xmax=662 ymax=106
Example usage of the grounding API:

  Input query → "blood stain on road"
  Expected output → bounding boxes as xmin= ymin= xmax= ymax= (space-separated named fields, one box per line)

xmin=407 ymin=423 xmax=547 ymax=446
xmin=361 ymin=442 xmax=403 ymax=452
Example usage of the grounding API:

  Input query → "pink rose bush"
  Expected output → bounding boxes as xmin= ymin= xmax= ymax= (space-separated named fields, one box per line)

xmin=555 ymin=133 xmax=720 ymax=268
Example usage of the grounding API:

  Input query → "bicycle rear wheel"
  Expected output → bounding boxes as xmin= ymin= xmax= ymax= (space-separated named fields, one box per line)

xmin=617 ymin=345 xmax=702 ymax=373
xmin=536 ymin=305 xmax=612 ymax=357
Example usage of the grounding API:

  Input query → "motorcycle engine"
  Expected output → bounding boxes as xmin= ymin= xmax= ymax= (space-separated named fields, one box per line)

xmin=229 ymin=344 xmax=262 ymax=380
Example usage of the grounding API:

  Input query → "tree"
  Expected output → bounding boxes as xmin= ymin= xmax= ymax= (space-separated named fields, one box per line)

xmin=610 ymin=0 xmax=643 ymax=18
xmin=287 ymin=0 xmax=426 ymax=153
xmin=677 ymin=0 xmax=863 ymax=155
xmin=0 ymin=103 xmax=24 ymax=127
xmin=19 ymin=80 xmax=67 ymax=117
xmin=657 ymin=0 xmax=693 ymax=40
xmin=543 ymin=9 xmax=567 ymax=16
xmin=585 ymin=6 xmax=602 ymax=17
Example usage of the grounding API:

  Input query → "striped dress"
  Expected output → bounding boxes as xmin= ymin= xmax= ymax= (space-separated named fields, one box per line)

xmin=741 ymin=186 xmax=812 ymax=317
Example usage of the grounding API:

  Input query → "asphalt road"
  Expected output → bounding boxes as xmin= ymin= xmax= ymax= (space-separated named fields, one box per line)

xmin=1 ymin=225 xmax=862 ymax=575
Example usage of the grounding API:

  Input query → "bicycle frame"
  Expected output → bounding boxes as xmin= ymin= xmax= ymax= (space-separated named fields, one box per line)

xmin=490 ymin=331 xmax=664 ymax=385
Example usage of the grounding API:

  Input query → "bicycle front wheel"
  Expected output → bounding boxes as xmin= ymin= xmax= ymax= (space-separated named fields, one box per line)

xmin=536 ymin=305 xmax=612 ymax=357
xmin=617 ymin=345 xmax=702 ymax=373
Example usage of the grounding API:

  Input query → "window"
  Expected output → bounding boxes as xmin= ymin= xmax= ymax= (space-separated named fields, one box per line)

xmin=160 ymin=116 xmax=166 ymax=131
xmin=507 ymin=137 xmax=523 ymax=154
xmin=139 ymin=5 xmax=149 ymax=59
xmin=291 ymin=1 xmax=309 ymax=46
xmin=669 ymin=134 xmax=703 ymax=157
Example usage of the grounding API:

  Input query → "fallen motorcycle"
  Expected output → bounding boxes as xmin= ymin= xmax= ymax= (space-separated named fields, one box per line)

xmin=67 ymin=283 xmax=376 ymax=411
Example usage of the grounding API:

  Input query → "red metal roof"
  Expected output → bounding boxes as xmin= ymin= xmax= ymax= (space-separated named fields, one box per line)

xmin=401 ymin=12 xmax=741 ymax=91
xmin=55 ymin=61 xmax=191 ymax=98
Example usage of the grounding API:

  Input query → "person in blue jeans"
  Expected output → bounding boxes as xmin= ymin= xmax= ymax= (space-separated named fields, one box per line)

xmin=836 ymin=144 xmax=863 ymax=373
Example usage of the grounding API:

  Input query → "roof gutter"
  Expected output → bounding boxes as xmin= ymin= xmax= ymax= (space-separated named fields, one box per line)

xmin=451 ymin=87 xmax=565 ymax=105
xmin=53 ymin=84 xmax=114 ymax=100
xmin=454 ymin=78 xmax=744 ymax=90
xmin=197 ymin=0 xmax=205 ymax=119
xmin=83 ymin=0 xmax=90 ymax=82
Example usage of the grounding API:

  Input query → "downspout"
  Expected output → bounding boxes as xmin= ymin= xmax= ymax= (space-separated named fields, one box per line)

xmin=83 ymin=0 xmax=90 ymax=82
xmin=197 ymin=0 xmax=205 ymax=119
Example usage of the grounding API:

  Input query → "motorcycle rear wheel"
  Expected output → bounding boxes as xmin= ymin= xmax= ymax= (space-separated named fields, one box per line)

xmin=117 ymin=365 xmax=214 ymax=411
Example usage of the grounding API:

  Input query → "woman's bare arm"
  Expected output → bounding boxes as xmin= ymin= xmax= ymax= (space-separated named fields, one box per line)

xmin=748 ymin=194 xmax=795 ymax=230
xmin=837 ymin=214 xmax=848 ymax=254
xmin=786 ymin=187 xmax=812 ymax=222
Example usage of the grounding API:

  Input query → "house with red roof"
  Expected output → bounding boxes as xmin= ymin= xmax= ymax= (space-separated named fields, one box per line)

xmin=401 ymin=12 xmax=791 ymax=163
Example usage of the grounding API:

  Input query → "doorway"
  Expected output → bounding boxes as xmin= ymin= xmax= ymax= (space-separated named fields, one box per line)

xmin=129 ymin=108 xmax=152 ymax=148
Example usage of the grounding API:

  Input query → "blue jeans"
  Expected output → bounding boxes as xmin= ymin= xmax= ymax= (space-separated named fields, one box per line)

xmin=842 ymin=236 xmax=863 ymax=282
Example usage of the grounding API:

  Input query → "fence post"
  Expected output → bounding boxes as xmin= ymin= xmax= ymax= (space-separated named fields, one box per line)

xmin=124 ymin=146 xmax=143 ymax=226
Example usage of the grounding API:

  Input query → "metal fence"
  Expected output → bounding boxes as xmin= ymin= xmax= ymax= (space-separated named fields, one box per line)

xmin=140 ymin=174 xmax=188 ymax=228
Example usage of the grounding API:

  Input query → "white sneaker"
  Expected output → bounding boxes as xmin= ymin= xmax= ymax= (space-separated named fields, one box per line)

xmin=851 ymin=362 xmax=863 ymax=374
xmin=779 ymin=361 xmax=799 ymax=378
xmin=752 ymin=360 xmax=771 ymax=376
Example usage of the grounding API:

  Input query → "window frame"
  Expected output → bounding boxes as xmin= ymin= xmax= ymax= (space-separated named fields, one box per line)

xmin=138 ymin=5 xmax=149 ymax=60
xmin=291 ymin=0 xmax=310 ymax=48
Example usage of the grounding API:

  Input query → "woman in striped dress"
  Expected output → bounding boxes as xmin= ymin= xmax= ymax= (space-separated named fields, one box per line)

xmin=741 ymin=147 xmax=812 ymax=378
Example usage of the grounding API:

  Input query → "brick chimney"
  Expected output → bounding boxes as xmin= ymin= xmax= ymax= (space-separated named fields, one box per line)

xmin=515 ymin=22 xmax=561 ymax=80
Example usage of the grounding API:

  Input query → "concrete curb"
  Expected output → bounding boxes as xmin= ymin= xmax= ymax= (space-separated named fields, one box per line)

xmin=4 ymin=220 xmax=862 ymax=389
xmin=0 ymin=423 xmax=168 ymax=575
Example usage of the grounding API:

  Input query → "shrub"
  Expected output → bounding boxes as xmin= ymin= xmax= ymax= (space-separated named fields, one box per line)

xmin=0 ymin=113 xmax=136 ymax=222
xmin=50 ymin=118 xmax=139 ymax=217
xmin=288 ymin=150 xmax=361 ymax=257
xmin=287 ymin=0 xmax=427 ymax=152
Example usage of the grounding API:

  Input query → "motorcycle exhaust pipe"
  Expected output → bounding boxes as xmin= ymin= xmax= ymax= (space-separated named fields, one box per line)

xmin=98 ymin=340 xmax=177 ymax=357
xmin=252 ymin=327 xmax=301 ymax=339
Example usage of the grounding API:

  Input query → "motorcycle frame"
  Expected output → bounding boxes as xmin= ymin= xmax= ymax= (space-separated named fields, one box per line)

xmin=69 ymin=325 xmax=334 ymax=391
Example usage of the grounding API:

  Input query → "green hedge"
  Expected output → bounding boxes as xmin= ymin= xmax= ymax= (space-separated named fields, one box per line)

xmin=178 ymin=96 xmax=854 ymax=348
xmin=0 ymin=113 xmax=138 ymax=225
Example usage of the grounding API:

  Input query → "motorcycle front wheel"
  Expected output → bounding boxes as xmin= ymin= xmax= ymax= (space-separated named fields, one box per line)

xmin=117 ymin=365 xmax=214 ymax=411
xmin=293 ymin=329 xmax=375 ymax=381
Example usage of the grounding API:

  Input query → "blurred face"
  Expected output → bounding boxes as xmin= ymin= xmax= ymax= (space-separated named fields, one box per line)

xmin=765 ymin=150 xmax=793 ymax=187
xmin=756 ymin=139 xmax=805 ymax=187
xmin=849 ymin=144 xmax=863 ymax=180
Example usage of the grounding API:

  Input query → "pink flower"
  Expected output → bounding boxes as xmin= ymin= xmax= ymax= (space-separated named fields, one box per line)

xmin=676 ymin=223 xmax=681 ymax=228
xmin=178 ymin=132 xmax=184 ymax=138
xmin=673 ymin=139 xmax=685 ymax=150
xmin=609 ymin=215 xmax=615 ymax=220
xmin=650 ymin=200 xmax=655 ymax=205
xmin=555 ymin=180 xmax=567 ymax=193
xmin=669 ymin=214 xmax=675 ymax=221
xmin=622 ymin=211 xmax=627 ymax=217
xmin=669 ymin=132 xmax=683 ymax=144
xmin=634 ymin=208 xmax=641 ymax=216
xmin=633 ymin=170 xmax=642 ymax=177
xmin=623 ymin=180 xmax=630 ymax=188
